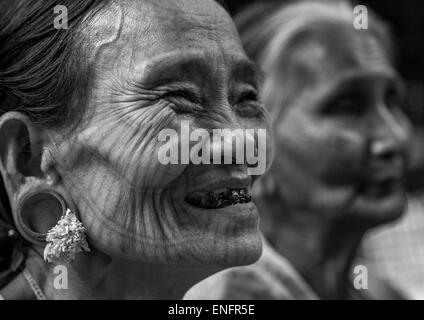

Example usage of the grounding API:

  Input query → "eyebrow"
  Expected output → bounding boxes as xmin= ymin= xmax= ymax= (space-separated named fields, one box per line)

xmin=231 ymin=58 xmax=265 ymax=89
xmin=322 ymin=69 xmax=404 ymax=97
xmin=138 ymin=51 xmax=264 ymax=89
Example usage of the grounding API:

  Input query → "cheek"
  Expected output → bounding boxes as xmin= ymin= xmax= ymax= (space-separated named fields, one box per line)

xmin=48 ymin=106 xmax=187 ymax=244
xmin=314 ymin=126 xmax=366 ymax=185
xmin=78 ymin=105 xmax=187 ymax=189
xmin=51 ymin=138 xmax=181 ymax=260
xmin=274 ymin=113 xmax=367 ymax=190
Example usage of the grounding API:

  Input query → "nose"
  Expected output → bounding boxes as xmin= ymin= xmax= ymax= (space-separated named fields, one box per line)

xmin=208 ymin=129 xmax=257 ymax=165
xmin=370 ymin=105 xmax=410 ymax=164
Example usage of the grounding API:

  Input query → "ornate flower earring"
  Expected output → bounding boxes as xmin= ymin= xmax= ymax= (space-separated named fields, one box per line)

xmin=43 ymin=208 xmax=90 ymax=265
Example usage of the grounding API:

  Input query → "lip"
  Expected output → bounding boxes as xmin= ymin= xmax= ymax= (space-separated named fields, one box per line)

xmin=186 ymin=174 xmax=252 ymax=194
xmin=365 ymin=161 xmax=404 ymax=180
xmin=367 ymin=169 xmax=403 ymax=181
xmin=361 ymin=162 xmax=404 ymax=185
xmin=184 ymin=200 xmax=259 ymax=220
xmin=359 ymin=176 xmax=403 ymax=197
xmin=181 ymin=200 xmax=260 ymax=239
xmin=181 ymin=167 xmax=253 ymax=209
xmin=365 ymin=176 xmax=403 ymax=188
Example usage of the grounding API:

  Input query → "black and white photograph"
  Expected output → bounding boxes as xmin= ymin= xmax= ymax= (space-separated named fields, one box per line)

xmin=0 ymin=0 xmax=423 ymax=307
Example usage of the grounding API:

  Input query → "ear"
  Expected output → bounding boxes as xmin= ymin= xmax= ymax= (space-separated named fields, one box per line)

xmin=0 ymin=112 xmax=45 ymax=191
xmin=0 ymin=112 xmax=62 ymax=245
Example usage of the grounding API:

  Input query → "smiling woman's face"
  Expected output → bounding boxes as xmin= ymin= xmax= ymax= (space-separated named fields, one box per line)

xmin=269 ymin=29 xmax=411 ymax=226
xmin=45 ymin=0 xmax=272 ymax=267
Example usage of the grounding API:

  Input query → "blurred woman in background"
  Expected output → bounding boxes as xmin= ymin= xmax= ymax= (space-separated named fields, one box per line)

xmin=186 ymin=0 xmax=411 ymax=299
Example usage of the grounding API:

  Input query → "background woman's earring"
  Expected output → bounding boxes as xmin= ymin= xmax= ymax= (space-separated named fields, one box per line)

xmin=44 ymin=208 xmax=90 ymax=265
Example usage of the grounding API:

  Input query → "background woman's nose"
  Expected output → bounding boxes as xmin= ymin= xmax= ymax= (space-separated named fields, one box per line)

xmin=371 ymin=139 xmax=402 ymax=163
xmin=370 ymin=105 xmax=411 ymax=163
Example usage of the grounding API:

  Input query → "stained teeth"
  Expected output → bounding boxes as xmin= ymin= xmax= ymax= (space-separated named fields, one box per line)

xmin=231 ymin=190 xmax=240 ymax=203
xmin=206 ymin=192 xmax=221 ymax=208
xmin=185 ymin=188 xmax=251 ymax=209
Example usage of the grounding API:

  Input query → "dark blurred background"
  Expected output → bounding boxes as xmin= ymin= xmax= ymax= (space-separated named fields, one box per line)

xmin=224 ymin=0 xmax=424 ymax=190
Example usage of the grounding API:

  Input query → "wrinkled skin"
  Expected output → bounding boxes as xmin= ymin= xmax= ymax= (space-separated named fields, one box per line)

xmin=43 ymin=0 xmax=273 ymax=268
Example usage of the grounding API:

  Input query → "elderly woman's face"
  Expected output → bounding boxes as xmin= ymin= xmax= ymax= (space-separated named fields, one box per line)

xmin=46 ymin=0 xmax=272 ymax=266
xmin=271 ymin=37 xmax=410 ymax=225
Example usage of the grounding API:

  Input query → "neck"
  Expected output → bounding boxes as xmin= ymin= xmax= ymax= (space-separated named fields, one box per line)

xmin=25 ymin=248 xmax=213 ymax=300
xmin=258 ymin=194 xmax=366 ymax=299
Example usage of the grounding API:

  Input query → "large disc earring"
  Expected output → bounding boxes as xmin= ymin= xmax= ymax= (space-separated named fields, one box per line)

xmin=15 ymin=190 xmax=90 ymax=264
xmin=15 ymin=190 xmax=66 ymax=246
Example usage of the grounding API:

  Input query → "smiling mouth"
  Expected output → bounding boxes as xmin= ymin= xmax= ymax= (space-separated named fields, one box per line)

xmin=360 ymin=177 xmax=402 ymax=197
xmin=185 ymin=188 xmax=252 ymax=209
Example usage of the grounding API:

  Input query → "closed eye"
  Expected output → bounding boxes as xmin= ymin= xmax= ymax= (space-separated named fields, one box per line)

xmin=385 ymin=87 xmax=405 ymax=112
xmin=322 ymin=90 xmax=367 ymax=117
xmin=162 ymin=89 xmax=203 ymax=113
xmin=235 ymin=90 xmax=263 ymax=118
xmin=163 ymin=89 xmax=201 ymax=104
xmin=238 ymin=90 xmax=259 ymax=103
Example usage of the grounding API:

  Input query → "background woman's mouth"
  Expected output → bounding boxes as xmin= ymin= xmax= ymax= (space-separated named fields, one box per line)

xmin=359 ymin=177 xmax=403 ymax=198
xmin=185 ymin=188 xmax=251 ymax=209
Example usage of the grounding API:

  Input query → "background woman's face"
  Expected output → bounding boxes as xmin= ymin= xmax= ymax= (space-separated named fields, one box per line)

xmin=45 ymin=0 xmax=272 ymax=267
xmin=270 ymin=38 xmax=411 ymax=226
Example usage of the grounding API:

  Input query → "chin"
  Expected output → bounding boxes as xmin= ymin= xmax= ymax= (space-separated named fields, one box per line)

xmin=84 ymin=196 xmax=262 ymax=268
xmin=352 ymin=190 xmax=407 ymax=227
xmin=176 ymin=201 xmax=263 ymax=268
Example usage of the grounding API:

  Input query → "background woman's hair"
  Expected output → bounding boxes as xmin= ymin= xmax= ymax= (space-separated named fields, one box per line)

xmin=0 ymin=0 xmax=109 ymax=284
